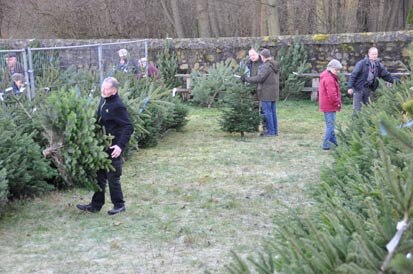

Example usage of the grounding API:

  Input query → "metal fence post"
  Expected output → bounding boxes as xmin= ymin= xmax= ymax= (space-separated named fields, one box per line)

xmin=98 ymin=44 xmax=104 ymax=84
xmin=21 ymin=49 xmax=31 ymax=101
xmin=144 ymin=39 xmax=148 ymax=60
xmin=27 ymin=48 xmax=35 ymax=98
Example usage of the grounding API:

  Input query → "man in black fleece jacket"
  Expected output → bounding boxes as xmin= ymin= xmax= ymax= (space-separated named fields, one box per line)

xmin=77 ymin=77 xmax=134 ymax=215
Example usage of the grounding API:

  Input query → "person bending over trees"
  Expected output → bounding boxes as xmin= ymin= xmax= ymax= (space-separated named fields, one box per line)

xmin=347 ymin=47 xmax=395 ymax=114
xmin=77 ymin=77 xmax=134 ymax=215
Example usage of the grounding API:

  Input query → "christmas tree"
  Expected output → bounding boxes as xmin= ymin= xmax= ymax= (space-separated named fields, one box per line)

xmin=220 ymin=81 xmax=261 ymax=137
xmin=225 ymin=49 xmax=413 ymax=273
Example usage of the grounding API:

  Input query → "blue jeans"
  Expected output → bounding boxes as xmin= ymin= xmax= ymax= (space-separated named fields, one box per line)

xmin=323 ymin=112 xmax=337 ymax=149
xmin=261 ymin=101 xmax=277 ymax=135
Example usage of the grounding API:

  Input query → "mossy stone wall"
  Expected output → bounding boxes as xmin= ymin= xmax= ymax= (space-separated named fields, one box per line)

xmin=1 ymin=31 xmax=412 ymax=74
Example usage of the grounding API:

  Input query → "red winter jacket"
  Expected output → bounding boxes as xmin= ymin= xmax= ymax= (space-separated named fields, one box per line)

xmin=318 ymin=70 xmax=341 ymax=112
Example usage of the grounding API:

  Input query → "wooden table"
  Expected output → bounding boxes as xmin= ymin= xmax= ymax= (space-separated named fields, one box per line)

xmin=172 ymin=74 xmax=191 ymax=101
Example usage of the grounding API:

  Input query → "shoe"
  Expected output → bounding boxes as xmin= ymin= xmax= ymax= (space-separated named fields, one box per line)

xmin=108 ymin=206 xmax=126 ymax=215
xmin=261 ymin=133 xmax=276 ymax=137
xmin=322 ymin=147 xmax=330 ymax=150
xmin=76 ymin=204 xmax=100 ymax=213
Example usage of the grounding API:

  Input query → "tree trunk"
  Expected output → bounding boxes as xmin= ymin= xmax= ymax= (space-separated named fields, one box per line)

xmin=385 ymin=0 xmax=402 ymax=31
xmin=286 ymin=0 xmax=295 ymax=35
xmin=0 ymin=0 xmax=4 ymax=38
xmin=375 ymin=0 xmax=386 ymax=31
xmin=315 ymin=0 xmax=328 ymax=33
xmin=170 ymin=0 xmax=184 ymax=38
xmin=259 ymin=0 xmax=266 ymax=35
xmin=267 ymin=0 xmax=280 ymax=36
xmin=208 ymin=0 xmax=219 ymax=37
xmin=195 ymin=0 xmax=211 ymax=37
xmin=253 ymin=0 xmax=261 ymax=36
xmin=404 ymin=0 xmax=413 ymax=28
xmin=342 ymin=0 xmax=359 ymax=33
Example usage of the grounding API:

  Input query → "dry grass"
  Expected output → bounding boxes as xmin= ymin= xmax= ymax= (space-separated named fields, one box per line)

xmin=0 ymin=100 xmax=352 ymax=274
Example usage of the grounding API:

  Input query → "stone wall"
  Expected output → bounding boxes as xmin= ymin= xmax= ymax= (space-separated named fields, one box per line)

xmin=0 ymin=31 xmax=412 ymax=74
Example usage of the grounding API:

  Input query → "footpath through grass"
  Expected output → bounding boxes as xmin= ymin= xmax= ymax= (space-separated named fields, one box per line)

xmin=0 ymin=100 xmax=351 ymax=274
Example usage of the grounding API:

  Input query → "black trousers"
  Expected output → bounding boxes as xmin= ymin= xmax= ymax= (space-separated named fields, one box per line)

xmin=91 ymin=158 xmax=125 ymax=209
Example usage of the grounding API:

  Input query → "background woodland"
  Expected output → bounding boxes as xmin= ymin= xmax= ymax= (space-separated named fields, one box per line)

xmin=1 ymin=0 xmax=412 ymax=39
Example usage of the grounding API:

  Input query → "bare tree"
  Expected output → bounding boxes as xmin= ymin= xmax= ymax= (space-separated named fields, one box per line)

xmin=315 ymin=0 xmax=328 ymax=33
xmin=171 ymin=0 xmax=185 ymax=38
xmin=0 ymin=0 xmax=4 ymax=38
xmin=259 ymin=0 xmax=280 ymax=36
xmin=285 ymin=1 xmax=296 ymax=34
xmin=406 ymin=0 xmax=413 ymax=28
xmin=195 ymin=0 xmax=211 ymax=37
xmin=208 ymin=0 xmax=220 ymax=37
xmin=0 ymin=0 xmax=411 ymax=38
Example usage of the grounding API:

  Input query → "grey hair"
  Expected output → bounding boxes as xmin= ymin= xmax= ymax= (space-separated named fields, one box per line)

xmin=102 ymin=77 xmax=119 ymax=90
xmin=368 ymin=47 xmax=378 ymax=54
xmin=327 ymin=59 xmax=342 ymax=71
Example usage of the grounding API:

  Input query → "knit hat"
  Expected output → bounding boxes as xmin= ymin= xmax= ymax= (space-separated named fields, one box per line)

xmin=260 ymin=49 xmax=271 ymax=58
xmin=118 ymin=49 xmax=128 ymax=58
xmin=327 ymin=59 xmax=342 ymax=70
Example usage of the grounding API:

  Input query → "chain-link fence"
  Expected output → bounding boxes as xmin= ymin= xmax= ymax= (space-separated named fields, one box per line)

xmin=21 ymin=40 xmax=147 ymax=99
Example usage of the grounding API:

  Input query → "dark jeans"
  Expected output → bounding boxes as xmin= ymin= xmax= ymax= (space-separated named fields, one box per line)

xmin=91 ymin=158 xmax=125 ymax=209
xmin=353 ymin=87 xmax=372 ymax=113
xmin=261 ymin=101 xmax=278 ymax=135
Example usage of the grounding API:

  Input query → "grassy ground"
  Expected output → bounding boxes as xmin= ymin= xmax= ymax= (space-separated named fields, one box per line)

xmin=0 ymin=100 xmax=352 ymax=274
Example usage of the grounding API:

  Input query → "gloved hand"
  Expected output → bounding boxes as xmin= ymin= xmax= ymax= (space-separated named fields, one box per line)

xmin=240 ymin=75 xmax=247 ymax=83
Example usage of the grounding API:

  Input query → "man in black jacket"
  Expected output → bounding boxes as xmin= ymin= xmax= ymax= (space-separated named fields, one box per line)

xmin=77 ymin=77 xmax=134 ymax=215
xmin=347 ymin=47 xmax=394 ymax=113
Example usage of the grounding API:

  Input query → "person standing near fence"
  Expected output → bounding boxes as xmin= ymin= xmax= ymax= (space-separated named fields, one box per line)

xmin=10 ymin=73 xmax=26 ymax=96
xmin=242 ymin=48 xmax=279 ymax=137
xmin=319 ymin=59 xmax=342 ymax=150
xmin=3 ymin=52 xmax=25 ymax=84
xmin=347 ymin=47 xmax=394 ymax=113
xmin=136 ymin=57 xmax=159 ymax=79
xmin=117 ymin=49 xmax=136 ymax=74
xmin=77 ymin=77 xmax=134 ymax=215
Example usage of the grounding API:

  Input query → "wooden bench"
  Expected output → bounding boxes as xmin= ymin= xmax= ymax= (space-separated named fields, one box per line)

xmin=172 ymin=74 xmax=191 ymax=101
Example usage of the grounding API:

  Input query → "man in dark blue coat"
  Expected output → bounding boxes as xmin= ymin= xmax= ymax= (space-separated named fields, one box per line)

xmin=77 ymin=77 xmax=134 ymax=215
xmin=347 ymin=47 xmax=394 ymax=113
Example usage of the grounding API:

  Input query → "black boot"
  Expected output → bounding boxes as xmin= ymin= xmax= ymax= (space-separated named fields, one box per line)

xmin=107 ymin=206 xmax=126 ymax=215
xmin=76 ymin=204 xmax=100 ymax=213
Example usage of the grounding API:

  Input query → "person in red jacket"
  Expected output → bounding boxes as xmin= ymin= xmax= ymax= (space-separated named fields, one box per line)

xmin=319 ymin=59 xmax=342 ymax=150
